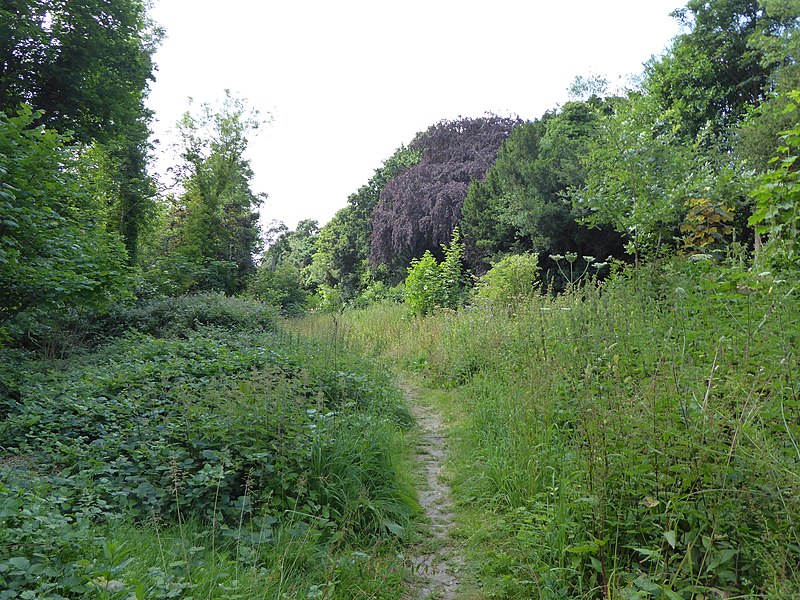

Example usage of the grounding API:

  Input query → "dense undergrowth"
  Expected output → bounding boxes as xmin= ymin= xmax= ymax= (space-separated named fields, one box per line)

xmin=294 ymin=260 xmax=800 ymax=599
xmin=0 ymin=294 xmax=416 ymax=598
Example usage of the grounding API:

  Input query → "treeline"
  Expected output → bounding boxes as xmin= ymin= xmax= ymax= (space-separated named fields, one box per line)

xmin=1 ymin=1 xmax=264 ymax=348
xmin=2 ymin=0 xmax=799 ymax=342
xmin=259 ymin=0 xmax=800 ymax=313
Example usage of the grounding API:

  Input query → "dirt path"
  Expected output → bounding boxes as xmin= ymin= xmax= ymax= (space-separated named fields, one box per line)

xmin=405 ymin=383 xmax=463 ymax=599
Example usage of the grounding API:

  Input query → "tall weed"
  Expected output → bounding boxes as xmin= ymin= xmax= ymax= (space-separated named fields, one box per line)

xmin=323 ymin=262 xmax=800 ymax=598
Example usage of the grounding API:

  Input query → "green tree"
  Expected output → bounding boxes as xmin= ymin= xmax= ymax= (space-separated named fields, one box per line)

xmin=308 ymin=145 xmax=420 ymax=299
xmin=645 ymin=0 xmax=798 ymax=142
xmin=0 ymin=106 xmax=132 ymax=341
xmin=461 ymin=101 xmax=625 ymax=273
xmin=261 ymin=219 xmax=319 ymax=271
xmin=170 ymin=92 xmax=266 ymax=294
xmin=0 ymin=0 xmax=162 ymax=263
xmin=574 ymin=94 xmax=699 ymax=266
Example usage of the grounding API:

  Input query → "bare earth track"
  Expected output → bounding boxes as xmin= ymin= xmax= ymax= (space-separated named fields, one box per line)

xmin=405 ymin=383 xmax=464 ymax=599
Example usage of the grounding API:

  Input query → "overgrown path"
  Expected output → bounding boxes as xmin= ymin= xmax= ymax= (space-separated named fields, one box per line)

xmin=403 ymin=381 xmax=464 ymax=599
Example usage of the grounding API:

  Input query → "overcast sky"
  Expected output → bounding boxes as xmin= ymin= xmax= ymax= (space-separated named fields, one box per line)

xmin=146 ymin=0 xmax=686 ymax=231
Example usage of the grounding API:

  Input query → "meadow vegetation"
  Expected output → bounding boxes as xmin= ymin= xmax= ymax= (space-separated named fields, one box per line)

xmin=0 ymin=295 xmax=417 ymax=598
xmin=293 ymin=258 xmax=800 ymax=599
xmin=3 ymin=1 xmax=800 ymax=597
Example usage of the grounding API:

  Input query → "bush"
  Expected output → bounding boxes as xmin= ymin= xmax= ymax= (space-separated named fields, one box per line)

xmin=404 ymin=251 xmax=443 ymax=317
xmin=404 ymin=228 xmax=467 ymax=317
xmin=89 ymin=293 xmax=278 ymax=342
xmin=473 ymin=253 xmax=540 ymax=307
xmin=247 ymin=263 xmax=308 ymax=315
xmin=352 ymin=281 xmax=405 ymax=309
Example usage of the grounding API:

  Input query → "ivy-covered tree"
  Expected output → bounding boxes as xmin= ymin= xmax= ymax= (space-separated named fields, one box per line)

xmin=0 ymin=0 xmax=162 ymax=263
xmin=168 ymin=93 xmax=266 ymax=294
xmin=370 ymin=115 xmax=519 ymax=279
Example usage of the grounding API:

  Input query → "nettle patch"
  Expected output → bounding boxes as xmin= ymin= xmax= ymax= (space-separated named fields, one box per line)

xmin=0 ymin=323 xmax=415 ymax=596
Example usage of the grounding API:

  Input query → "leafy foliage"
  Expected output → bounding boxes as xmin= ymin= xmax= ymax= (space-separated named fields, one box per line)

xmin=309 ymin=145 xmax=421 ymax=298
xmin=248 ymin=263 xmax=309 ymax=315
xmin=0 ymin=296 xmax=415 ymax=596
xmin=472 ymin=253 xmax=540 ymax=308
xmin=748 ymin=91 xmax=800 ymax=269
xmin=404 ymin=229 xmax=466 ymax=317
xmin=370 ymin=115 xmax=519 ymax=278
xmin=575 ymin=94 xmax=700 ymax=265
xmin=0 ymin=0 xmax=162 ymax=262
xmin=461 ymin=102 xmax=625 ymax=273
xmin=0 ymin=106 xmax=132 ymax=343
xmin=680 ymin=197 xmax=736 ymax=257
xmin=644 ymin=0 xmax=796 ymax=142
xmin=405 ymin=253 xmax=444 ymax=318
xmin=167 ymin=92 xmax=266 ymax=294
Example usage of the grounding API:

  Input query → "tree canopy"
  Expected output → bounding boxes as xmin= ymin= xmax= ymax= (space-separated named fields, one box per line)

xmin=167 ymin=93 xmax=266 ymax=294
xmin=460 ymin=101 xmax=625 ymax=273
xmin=0 ymin=106 xmax=132 ymax=341
xmin=645 ymin=0 xmax=799 ymax=142
xmin=369 ymin=115 xmax=519 ymax=279
xmin=0 ymin=0 xmax=162 ymax=263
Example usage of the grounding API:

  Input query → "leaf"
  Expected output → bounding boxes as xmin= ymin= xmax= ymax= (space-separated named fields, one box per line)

xmin=383 ymin=520 xmax=405 ymax=535
xmin=707 ymin=548 xmax=737 ymax=571
xmin=8 ymin=556 xmax=31 ymax=571
xmin=661 ymin=587 xmax=685 ymax=600
xmin=663 ymin=529 xmax=677 ymax=549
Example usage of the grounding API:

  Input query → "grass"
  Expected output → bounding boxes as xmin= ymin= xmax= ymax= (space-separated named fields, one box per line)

xmin=3 ymin=261 xmax=799 ymax=598
xmin=294 ymin=259 xmax=800 ymax=599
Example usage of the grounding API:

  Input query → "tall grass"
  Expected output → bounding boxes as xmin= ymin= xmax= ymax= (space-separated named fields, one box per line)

xmin=303 ymin=262 xmax=800 ymax=599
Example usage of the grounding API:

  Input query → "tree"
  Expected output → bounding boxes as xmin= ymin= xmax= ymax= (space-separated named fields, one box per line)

xmin=460 ymin=101 xmax=625 ymax=273
xmin=644 ymin=0 xmax=799 ymax=143
xmin=574 ymin=94 xmax=700 ymax=266
xmin=308 ymin=145 xmax=421 ymax=298
xmin=169 ymin=92 xmax=266 ymax=294
xmin=0 ymin=0 xmax=162 ymax=263
xmin=261 ymin=219 xmax=319 ymax=271
xmin=0 ymin=106 xmax=132 ymax=341
xmin=370 ymin=115 xmax=519 ymax=279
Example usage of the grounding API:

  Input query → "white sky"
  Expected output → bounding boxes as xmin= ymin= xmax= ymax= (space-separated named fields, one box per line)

xmin=146 ymin=0 xmax=686 ymax=232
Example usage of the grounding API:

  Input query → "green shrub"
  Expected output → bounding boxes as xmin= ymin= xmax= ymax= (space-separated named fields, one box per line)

xmin=247 ymin=263 xmax=308 ymax=315
xmin=473 ymin=253 xmax=540 ymax=307
xmin=404 ymin=251 xmax=443 ymax=317
xmin=404 ymin=229 xmax=467 ymax=317
xmin=90 ymin=292 xmax=278 ymax=341
xmin=351 ymin=281 xmax=405 ymax=309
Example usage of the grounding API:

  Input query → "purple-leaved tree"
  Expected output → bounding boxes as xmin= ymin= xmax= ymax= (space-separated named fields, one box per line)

xmin=369 ymin=115 xmax=519 ymax=278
